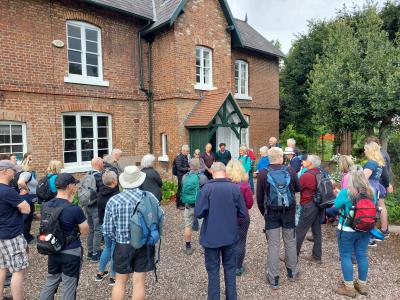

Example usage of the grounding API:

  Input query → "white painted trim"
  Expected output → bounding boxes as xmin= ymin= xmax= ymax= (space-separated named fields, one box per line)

xmin=194 ymin=83 xmax=217 ymax=91
xmin=61 ymin=164 xmax=91 ymax=174
xmin=64 ymin=76 xmax=109 ymax=87
xmin=195 ymin=46 xmax=213 ymax=87
xmin=0 ymin=121 xmax=27 ymax=161
xmin=235 ymin=94 xmax=253 ymax=101
xmin=158 ymin=155 xmax=169 ymax=162
xmin=235 ymin=60 xmax=249 ymax=97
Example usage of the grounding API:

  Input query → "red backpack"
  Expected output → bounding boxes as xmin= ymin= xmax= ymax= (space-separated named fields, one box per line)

xmin=346 ymin=193 xmax=377 ymax=232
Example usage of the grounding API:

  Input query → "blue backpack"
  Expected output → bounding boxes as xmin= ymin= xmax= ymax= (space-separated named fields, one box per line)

xmin=266 ymin=166 xmax=295 ymax=209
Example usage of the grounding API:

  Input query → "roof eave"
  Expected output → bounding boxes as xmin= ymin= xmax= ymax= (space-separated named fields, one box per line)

xmin=238 ymin=45 xmax=286 ymax=59
xmin=81 ymin=1 xmax=154 ymax=21
xmin=219 ymin=0 xmax=244 ymax=47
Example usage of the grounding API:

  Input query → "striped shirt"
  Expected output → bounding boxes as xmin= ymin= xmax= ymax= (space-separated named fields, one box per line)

xmin=103 ymin=188 xmax=143 ymax=244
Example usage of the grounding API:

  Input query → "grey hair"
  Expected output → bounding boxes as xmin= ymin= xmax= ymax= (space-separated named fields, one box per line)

xmin=239 ymin=145 xmax=248 ymax=152
xmin=103 ymin=155 xmax=114 ymax=164
xmin=287 ymin=138 xmax=296 ymax=146
xmin=259 ymin=146 xmax=269 ymax=155
xmin=210 ymin=162 xmax=226 ymax=173
xmin=141 ymin=154 xmax=156 ymax=168
xmin=347 ymin=166 xmax=374 ymax=199
xmin=268 ymin=147 xmax=283 ymax=163
xmin=181 ymin=144 xmax=189 ymax=151
xmin=307 ymin=155 xmax=321 ymax=168
xmin=112 ymin=149 xmax=122 ymax=155
xmin=189 ymin=158 xmax=200 ymax=170
xmin=102 ymin=171 xmax=117 ymax=186
xmin=194 ymin=149 xmax=201 ymax=155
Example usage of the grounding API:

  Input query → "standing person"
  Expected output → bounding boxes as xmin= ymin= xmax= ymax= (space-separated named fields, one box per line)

xmin=174 ymin=145 xmax=190 ymax=210
xmin=9 ymin=154 xmax=17 ymax=165
xmin=284 ymin=147 xmax=302 ymax=174
xmin=238 ymin=146 xmax=252 ymax=192
xmin=140 ymin=154 xmax=163 ymax=201
xmin=247 ymin=148 xmax=256 ymax=193
xmin=195 ymin=162 xmax=246 ymax=300
xmin=0 ymin=160 xmax=30 ymax=300
xmin=18 ymin=154 xmax=38 ymax=244
xmin=192 ymin=149 xmax=206 ymax=174
xmin=296 ymin=155 xmax=323 ymax=263
xmin=103 ymin=155 xmax=120 ymax=177
xmin=103 ymin=166 xmax=160 ymax=300
xmin=181 ymin=158 xmax=208 ymax=255
xmin=256 ymin=147 xmax=300 ymax=289
xmin=268 ymin=137 xmax=281 ymax=149
xmin=86 ymin=157 xmax=104 ymax=262
xmin=95 ymin=171 xmax=120 ymax=286
xmin=215 ymin=143 xmax=232 ymax=166
xmin=226 ymin=160 xmax=253 ymax=276
xmin=287 ymin=138 xmax=300 ymax=156
xmin=111 ymin=149 xmax=123 ymax=174
xmin=201 ymin=143 xmax=215 ymax=180
xmin=333 ymin=168 xmax=375 ymax=297
xmin=256 ymin=146 xmax=270 ymax=172
xmin=45 ymin=160 xmax=63 ymax=196
xmin=39 ymin=173 xmax=89 ymax=300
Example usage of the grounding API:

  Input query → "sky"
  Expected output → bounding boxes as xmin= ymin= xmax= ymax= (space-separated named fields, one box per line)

xmin=226 ymin=0 xmax=387 ymax=54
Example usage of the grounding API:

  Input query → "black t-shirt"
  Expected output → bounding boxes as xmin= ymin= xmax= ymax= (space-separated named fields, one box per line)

xmin=0 ymin=183 xmax=24 ymax=239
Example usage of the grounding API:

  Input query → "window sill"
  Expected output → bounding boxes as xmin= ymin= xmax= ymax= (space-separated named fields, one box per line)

xmin=158 ymin=155 xmax=169 ymax=162
xmin=64 ymin=76 xmax=110 ymax=87
xmin=61 ymin=164 xmax=91 ymax=174
xmin=235 ymin=94 xmax=253 ymax=101
xmin=194 ymin=84 xmax=217 ymax=91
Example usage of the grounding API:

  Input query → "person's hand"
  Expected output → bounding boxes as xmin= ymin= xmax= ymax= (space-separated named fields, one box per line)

xmin=387 ymin=184 xmax=394 ymax=194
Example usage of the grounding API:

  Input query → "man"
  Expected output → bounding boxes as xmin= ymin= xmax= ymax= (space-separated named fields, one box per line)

xmin=268 ymin=137 xmax=281 ymax=149
xmin=175 ymin=145 xmax=190 ymax=210
xmin=256 ymin=148 xmax=300 ymax=289
xmin=181 ymin=158 xmax=208 ymax=255
xmin=39 ymin=173 xmax=89 ymax=300
xmin=201 ymin=143 xmax=215 ymax=180
xmin=111 ymin=149 xmax=123 ymax=174
xmin=287 ymin=138 xmax=300 ymax=156
xmin=296 ymin=155 xmax=323 ymax=263
xmin=8 ymin=154 xmax=17 ymax=165
xmin=195 ymin=162 xmax=246 ymax=300
xmin=86 ymin=157 xmax=104 ymax=261
xmin=215 ymin=143 xmax=232 ymax=166
xmin=0 ymin=160 xmax=30 ymax=300
xmin=103 ymin=155 xmax=120 ymax=176
xmin=104 ymin=166 xmax=158 ymax=300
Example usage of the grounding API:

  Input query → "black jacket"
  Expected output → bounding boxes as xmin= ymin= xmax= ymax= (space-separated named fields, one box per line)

xmin=104 ymin=162 xmax=120 ymax=177
xmin=140 ymin=167 xmax=163 ymax=201
xmin=97 ymin=185 xmax=120 ymax=225
xmin=175 ymin=153 xmax=189 ymax=176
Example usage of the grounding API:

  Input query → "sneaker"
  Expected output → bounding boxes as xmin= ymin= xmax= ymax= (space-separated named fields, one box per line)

xmin=287 ymin=270 xmax=299 ymax=282
xmin=333 ymin=284 xmax=356 ymax=298
xmin=236 ymin=267 xmax=245 ymax=276
xmin=305 ymin=255 xmax=322 ymax=264
xmin=381 ymin=230 xmax=390 ymax=238
xmin=95 ymin=271 xmax=109 ymax=282
xmin=185 ymin=247 xmax=194 ymax=255
xmin=87 ymin=252 xmax=93 ymax=261
xmin=108 ymin=278 xmax=116 ymax=286
xmin=368 ymin=240 xmax=377 ymax=247
xmin=268 ymin=276 xmax=280 ymax=290
xmin=354 ymin=281 xmax=368 ymax=296
xmin=91 ymin=252 xmax=102 ymax=262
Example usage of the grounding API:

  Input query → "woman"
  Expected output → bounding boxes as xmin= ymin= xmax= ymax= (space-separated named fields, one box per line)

xmin=256 ymin=146 xmax=270 ymax=172
xmin=333 ymin=167 xmax=375 ymax=297
xmin=140 ymin=154 xmax=163 ymax=201
xmin=238 ymin=145 xmax=252 ymax=189
xmin=18 ymin=152 xmax=38 ymax=243
xmin=201 ymin=143 xmax=215 ymax=180
xmin=363 ymin=142 xmax=389 ymax=239
xmin=192 ymin=149 xmax=206 ymax=174
xmin=46 ymin=160 xmax=63 ymax=195
xmin=226 ymin=159 xmax=253 ymax=276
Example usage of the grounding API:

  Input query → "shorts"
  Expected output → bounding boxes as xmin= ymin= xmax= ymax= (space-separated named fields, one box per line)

xmin=113 ymin=243 xmax=154 ymax=274
xmin=184 ymin=206 xmax=195 ymax=228
xmin=0 ymin=234 xmax=29 ymax=273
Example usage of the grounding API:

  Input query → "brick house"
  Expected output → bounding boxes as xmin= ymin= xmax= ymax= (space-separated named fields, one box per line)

xmin=0 ymin=0 xmax=283 ymax=175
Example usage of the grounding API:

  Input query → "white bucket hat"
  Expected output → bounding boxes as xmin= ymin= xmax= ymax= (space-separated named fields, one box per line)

xmin=283 ymin=147 xmax=295 ymax=155
xmin=119 ymin=165 xmax=146 ymax=189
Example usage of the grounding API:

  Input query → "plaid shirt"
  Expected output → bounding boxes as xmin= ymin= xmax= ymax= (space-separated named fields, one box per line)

xmin=103 ymin=188 xmax=143 ymax=244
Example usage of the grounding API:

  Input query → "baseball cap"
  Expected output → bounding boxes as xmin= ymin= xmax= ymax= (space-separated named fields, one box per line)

xmin=55 ymin=173 xmax=80 ymax=189
xmin=0 ymin=160 xmax=19 ymax=171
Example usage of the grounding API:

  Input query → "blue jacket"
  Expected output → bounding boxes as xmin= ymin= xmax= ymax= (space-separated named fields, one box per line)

xmin=195 ymin=178 xmax=247 ymax=248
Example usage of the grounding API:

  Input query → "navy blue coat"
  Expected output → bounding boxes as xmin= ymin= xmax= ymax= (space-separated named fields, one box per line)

xmin=195 ymin=178 xmax=247 ymax=248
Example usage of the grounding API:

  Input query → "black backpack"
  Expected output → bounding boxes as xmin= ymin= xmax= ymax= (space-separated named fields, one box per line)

xmin=37 ymin=201 xmax=79 ymax=255
xmin=307 ymin=170 xmax=336 ymax=209
xmin=172 ymin=157 xmax=178 ymax=176
xmin=36 ymin=174 xmax=57 ymax=202
xmin=9 ymin=171 xmax=31 ymax=193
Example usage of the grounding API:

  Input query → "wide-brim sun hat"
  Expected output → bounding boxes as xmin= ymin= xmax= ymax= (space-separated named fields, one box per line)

xmin=119 ymin=165 xmax=146 ymax=189
xmin=283 ymin=147 xmax=295 ymax=155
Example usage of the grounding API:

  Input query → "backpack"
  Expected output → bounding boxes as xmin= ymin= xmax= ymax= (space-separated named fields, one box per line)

xmin=37 ymin=201 xmax=78 ymax=255
xmin=9 ymin=171 xmax=31 ymax=193
xmin=36 ymin=174 xmax=57 ymax=202
xmin=307 ymin=170 xmax=336 ymax=209
xmin=266 ymin=166 xmax=295 ymax=209
xmin=77 ymin=171 xmax=99 ymax=207
xmin=172 ymin=157 xmax=178 ymax=176
xmin=344 ymin=193 xmax=377 ymax=232
xmin=181 ymin=173 xmax=200 ymax=205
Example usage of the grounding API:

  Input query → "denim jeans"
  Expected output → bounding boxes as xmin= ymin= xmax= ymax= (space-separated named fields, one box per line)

xmin=204 ymin=244 xmax=237 ymax=300
xmin=248 ymin=171 xmax=254 ymax=193
xmin=85 ymin=205 xmax=102 ymax=255
xmin=336 ymin=229 xmax=370 ymax=282
xmin=99 ymin=234 xmax=116 ymax=277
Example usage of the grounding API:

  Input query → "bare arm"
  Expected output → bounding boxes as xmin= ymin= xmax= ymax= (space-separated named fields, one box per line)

xmin=363 ymin=169 xmax=372 ymax=180
xmin=17 ymin=177 xmax=29 ymax=195
xmin=78 ymin=221 xmax=89 ymax=235
xmin=17 ymin=201 xmax=31 ymax=214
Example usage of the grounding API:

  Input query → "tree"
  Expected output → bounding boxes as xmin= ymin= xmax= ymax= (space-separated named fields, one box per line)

xmin=307 ymin=5 xmax=400 ymax=148
xmin=381 ymin=0 xmax=400 ymax=40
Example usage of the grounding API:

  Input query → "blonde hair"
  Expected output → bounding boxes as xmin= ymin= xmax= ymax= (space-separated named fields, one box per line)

xmin=21 ymin=158 xmax=33 ymax=172
xmin=226 ymin=159 xmax=248 ymax=183
xmin=364 ymin=142 xmax=385 ymax=167
xmin=47 ymin=160 xmax=63 ymax=174
xmin=338 ymin=155 xmax=354 ymax=173
xmin=347 ymin=166 xmax=374 ymax=199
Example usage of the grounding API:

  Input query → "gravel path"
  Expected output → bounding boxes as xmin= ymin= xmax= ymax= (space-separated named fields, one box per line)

xmin=6 ymin=203 xmax=400 ymax=299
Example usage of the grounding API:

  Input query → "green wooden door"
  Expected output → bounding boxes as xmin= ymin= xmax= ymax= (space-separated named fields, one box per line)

xmin=189 ymin=128 xmax=209 ymax=154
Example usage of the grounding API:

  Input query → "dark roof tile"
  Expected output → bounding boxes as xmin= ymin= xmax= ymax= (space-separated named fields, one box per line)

xmin=84 ymin=0 xmax=154 ymax=20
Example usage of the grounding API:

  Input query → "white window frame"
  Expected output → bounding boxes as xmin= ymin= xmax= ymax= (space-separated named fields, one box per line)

xmin=235 ymin=60 xmax=252 ymax=100
xmin=158 ymin=133 xmax=169 ymax=162
xmin=240 ymin=116 xmax=250 ymax=148
xmin=64 ymin=20 xmax=109 ymax=87
xmin=61 ymin=112 xmax=112 ymax=173
xmin=0 ymin=121 xmax=27 ymax=163
xmin=195 ymin=46 xmax=216 ymax=91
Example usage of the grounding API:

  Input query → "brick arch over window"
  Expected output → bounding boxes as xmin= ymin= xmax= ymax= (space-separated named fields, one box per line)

xmin=0 ymin=110 xmax=27 ymax=123
xmin=60 ymin=103 xmax=114 ymax=116
xmin=64 ymin=11 xmax=105 ymax=29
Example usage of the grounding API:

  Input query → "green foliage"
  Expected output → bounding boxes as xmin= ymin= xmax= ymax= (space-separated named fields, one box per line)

xmin=280 ymin=124 xmax=308 ymax=149
xmin=380 ymin=0 xmax=400 ymax=40
xmin=386 ymin=192 xmax=400 ymax=225
xmin=72 ymin=193 xmax=79 ymax=206
xmin=161 ymin=180 xmax=178 ymax=205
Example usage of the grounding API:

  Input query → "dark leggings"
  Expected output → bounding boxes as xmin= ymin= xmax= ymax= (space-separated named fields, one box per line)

xmin=22 ymin=194 xmax=35 ymax=241
xmin=236 ymin=216 xmax=250 ymax=269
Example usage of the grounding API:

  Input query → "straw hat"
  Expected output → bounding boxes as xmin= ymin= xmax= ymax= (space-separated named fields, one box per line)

xmin=119 ymin=165 xmax=146 ymax=189
xmin=283 ymin=147 xmax=295 ymax=155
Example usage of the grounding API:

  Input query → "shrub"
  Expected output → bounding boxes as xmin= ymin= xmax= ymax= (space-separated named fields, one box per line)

xmin=161 ymin=180 xmax=178 ymax=205
xmin=386 ymin=192 xmax=400 ymax=225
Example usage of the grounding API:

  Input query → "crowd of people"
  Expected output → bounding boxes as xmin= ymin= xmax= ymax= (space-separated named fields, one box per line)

xmin=0 ymin=135 xmax=394 ymax=300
